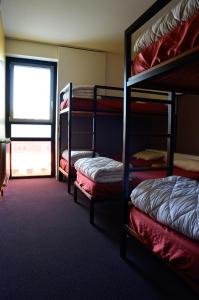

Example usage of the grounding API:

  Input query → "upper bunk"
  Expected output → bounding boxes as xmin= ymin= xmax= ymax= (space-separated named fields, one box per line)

xmin=60 ymin=83 xmax=124 ymax=116
xmin=126 ymin=0 xmax=199 ymax=94
xmin=59 ymin=82 xmax=169 ymax=116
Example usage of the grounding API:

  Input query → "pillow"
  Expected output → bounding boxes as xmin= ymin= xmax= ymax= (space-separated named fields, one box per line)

xmin=131 ymin=158 xmax=152 ymax=167
xmin=174 ymin=158 xmax=199 ymax=172
xmin=62 ymin=150 xmax=98 ymax=164
xmin=151 ymin=162 xmax=167 ymax=168
xmin=133 ymin=150 xmax=164 ymax=161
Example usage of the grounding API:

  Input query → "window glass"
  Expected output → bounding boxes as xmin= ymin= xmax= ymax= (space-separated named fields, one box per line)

xmin=13 ymin=65 xmax=51 ymax=120
xmin=11 ymin=124 xmax=51 ymax=138
xmin=11 ymin=141 xmax=51 ymax=176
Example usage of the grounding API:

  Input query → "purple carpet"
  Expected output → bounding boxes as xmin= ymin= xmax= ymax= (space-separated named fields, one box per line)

xmin=0 ymin=178 xmax=197 ymax=300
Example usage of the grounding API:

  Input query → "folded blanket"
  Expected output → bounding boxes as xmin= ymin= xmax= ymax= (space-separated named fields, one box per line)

xmin=134 ymin=0 xmax=199 ymax=54
xmin=62 ymin=150 xmax=98 ymax=164
xmin=63 ymin=85 xmax=105 ymax=100
xmin=73 ymin=85 xmax=94 ymax=91
xmin=130 ymin=176 xmax=199 ymax=241
xmin=63 ymin=91 xmax=94 ymax=100
xmin=63 ymin=92 xmax=103 ymax=100
xmin=74 ymin=156 xmax=123 ymax=183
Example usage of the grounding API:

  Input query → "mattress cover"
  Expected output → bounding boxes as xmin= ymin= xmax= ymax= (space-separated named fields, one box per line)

xmin=60 ymin=98 xmax=167 ymax=113
xmin=130 ymin=176 xmax=199 ymax=241
xmin=132 ymin=167 xmax=199 ymax=186
xmin=59 ymin=158 xmax=76 ymax=177
xmin=134 ymin=0 xmax=199 ymax=54
xmin=132 ymin=10 xmax=199 ymax=74
xmin=76 ymin=171 xmax=123 ymax=199
xmin=129 ymin=206 xmax=199 ymax=291
xmin=76 ymin=158 xmax=199 ymax=198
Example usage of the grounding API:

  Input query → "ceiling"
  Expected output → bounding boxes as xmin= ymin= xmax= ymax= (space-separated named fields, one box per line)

xmin=1 ymin=0 xmax=156 ymax=53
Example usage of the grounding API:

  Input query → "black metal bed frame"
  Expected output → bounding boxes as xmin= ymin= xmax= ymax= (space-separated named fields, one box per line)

xmin=58 ymin=83 xmax=124 ymax=194
xmin=120 ymin=0 xmax=199 ymax=293
xmin=58 ymin=81 xmax=170 ymax=223
xmin=73 ymin=180 xmax=123 ymax=225
xmin=71 ymin=87 xmax=170 ymax=225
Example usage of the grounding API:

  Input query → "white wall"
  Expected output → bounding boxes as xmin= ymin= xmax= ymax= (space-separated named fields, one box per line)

xmin=57 ymin=46 xmax=106 ymax=91
xmin=105 ymin=52 xmax=123 ymax=87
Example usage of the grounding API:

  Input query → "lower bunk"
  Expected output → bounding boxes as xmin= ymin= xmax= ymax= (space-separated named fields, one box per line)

xmin=59 ymin=150 xmax=97 ymax=189
xmin=73 ymin=153 xmax=199 ymax=225
xmin=73 ymin=156 xmax=123 ymax=224
xmin=121 ymin=176 xmax=199 ymax=294
xmin=74 ymin=180 xmax=121 ymax=225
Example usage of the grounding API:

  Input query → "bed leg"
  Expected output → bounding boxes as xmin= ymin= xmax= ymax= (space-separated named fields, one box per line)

xmin=67 ymin=178 xmax=71 ymax=194
xmin=120 ymin=227 xmax=127 ymax=259
xmin=74 ymin=183 xmax=78 ymax=203
xmin=58 ymin=171 xmax=63 ymax=181
xmin=90 ymin=200 xmax=94 ymax=225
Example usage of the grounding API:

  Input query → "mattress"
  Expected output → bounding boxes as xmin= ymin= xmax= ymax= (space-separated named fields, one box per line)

xmin=60 ymin=158 xmax=76 ymax=177
xmin=128 ymin=206 xmax=199 ymax=291
xmin=76 ymin=166 xmax=199 ymax=198
xmin=132 ymin=8 xmax=199 ymax=75
xmin=131 ymin=176 xmax=199 ymax=241
xmin=134 ymin=0 xmax=199 ymax=54
xmin=132 ymin=167 xmax=199 ymax=186
xmin=76 ymin=171 xmax=124 ymax=199
xmin=60 ymin=97 xmax=167 ymax=113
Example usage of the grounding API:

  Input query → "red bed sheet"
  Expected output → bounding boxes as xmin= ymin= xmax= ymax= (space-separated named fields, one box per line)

xmin=76 ymin=171 xmax=123 ymax=199
xmin=60 ymin=98 xmax=167 ymax=113
xmin=132 ymin=10 xmax=199 ymax=75
xmin=128 ymin=206 xmax=199 ymax=291
xmin=132 ymin=167 xmax=199 ymax=187
xmin=76 ymin=167 xmax=199 ymax=198
xmin=60 ymin=158 xmax=76 ymax=177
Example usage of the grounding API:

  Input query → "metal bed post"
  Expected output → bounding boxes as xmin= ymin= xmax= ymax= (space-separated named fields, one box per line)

xmin=58 ymin=92 xmax=63 ymax=181
xmin=74 ymin=181 xmax=78 ymax=203
xmin=90 ymin=199 xmax=95 ymax=225
xmin=67 ymin=82 xmax=72 ymax=194
xmin=92 ymin=86 xmax=97 ymax=157
xmin=120 ymin=29 xmax=132 ymax=259
xmin=167 ymin=91 xmax=176 ymax=176
xmin=120 ymin=0 xmax=173 ymax=259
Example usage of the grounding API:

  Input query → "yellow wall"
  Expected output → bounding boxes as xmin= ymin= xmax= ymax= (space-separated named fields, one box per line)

xmin=0 ymin=13 xmax=5 ymax=138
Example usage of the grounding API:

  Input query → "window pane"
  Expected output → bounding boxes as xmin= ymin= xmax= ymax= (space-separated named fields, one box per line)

xmin=11 ymin=124 xmax=51 ymax=138
xmin=11 ymin=141 xmax=51 ymax=176
xmin=13 ymin=65 xmax=51 ymax=120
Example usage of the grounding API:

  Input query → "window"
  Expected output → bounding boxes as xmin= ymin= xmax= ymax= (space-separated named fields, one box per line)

xmin=6 ymin=57 xmax=57 ymax=178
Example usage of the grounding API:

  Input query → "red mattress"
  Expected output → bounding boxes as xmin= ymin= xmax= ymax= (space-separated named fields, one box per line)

xmin=76 ymin=171 xmax=124 ymax=199
xmin=76 ymin=167 xmax=199 ymax=198
xmin=132 ymin=10 xmax=199 ymax=75
xmin=60 ymin=158 xmax=76 ymax=177
xmin=60 ymin=98 xmax=167 ymax=113
xmin=132 ymin=167 xmax=199 ymax=187
xmin=128 ymin=207 xmax=199 ymax=292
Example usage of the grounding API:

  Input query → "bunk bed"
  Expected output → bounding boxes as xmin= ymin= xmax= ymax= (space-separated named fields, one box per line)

xmin=121 ymin=0 xmax=199 ymax=294
xmin=59 ymin=83 xmax=168 ymax=194
xmin=74 ymin=149 xmax=199 ymax=224
xmin=58 ymin=83 xmax=124 ymax=193
xmin=73 ymin=87 xmax=170 ymax=224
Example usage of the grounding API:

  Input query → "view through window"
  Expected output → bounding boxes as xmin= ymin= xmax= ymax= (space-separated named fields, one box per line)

xmin=6 ymin=58 xmax=56 ymax=177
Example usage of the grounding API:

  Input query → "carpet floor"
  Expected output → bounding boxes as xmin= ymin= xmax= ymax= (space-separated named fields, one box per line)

xmin=0 ymin=178 xmax=197 ymax=300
